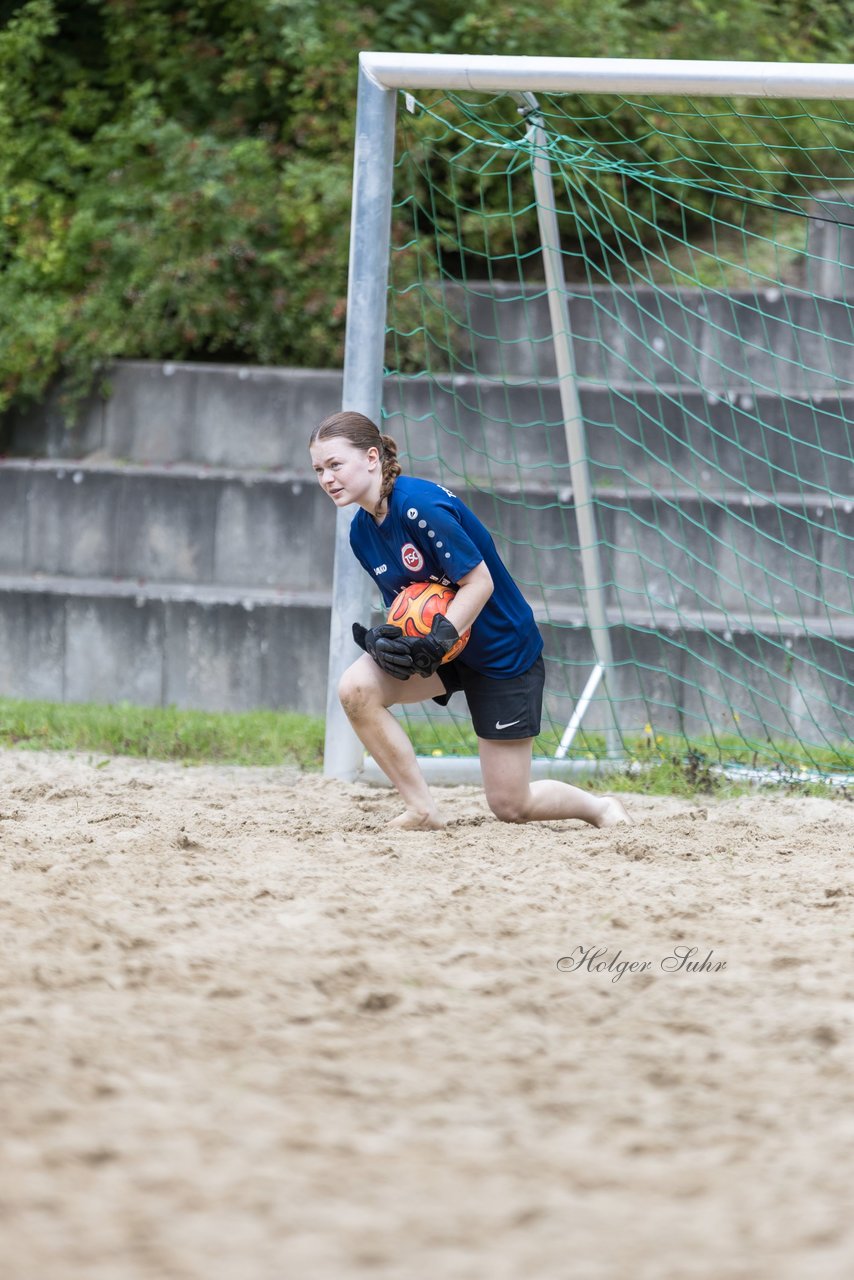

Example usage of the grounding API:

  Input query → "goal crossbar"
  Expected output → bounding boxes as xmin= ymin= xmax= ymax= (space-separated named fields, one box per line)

xmin=360 ymin=53 xmax=854 ymax=99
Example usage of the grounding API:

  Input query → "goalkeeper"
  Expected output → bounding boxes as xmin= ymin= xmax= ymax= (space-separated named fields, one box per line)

xmin=310 ymin=411 xmax=629 ymax=831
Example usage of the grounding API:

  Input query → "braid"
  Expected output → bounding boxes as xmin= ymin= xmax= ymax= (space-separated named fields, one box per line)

xmin=376 ymin=433 xmax=402 ymax=520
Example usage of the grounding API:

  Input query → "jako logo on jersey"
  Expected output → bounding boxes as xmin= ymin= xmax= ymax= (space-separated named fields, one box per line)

xmin=373 ymin=564 xmax=388 ymax=576
xmin=400 ymin=543 xmax=424 ymax=573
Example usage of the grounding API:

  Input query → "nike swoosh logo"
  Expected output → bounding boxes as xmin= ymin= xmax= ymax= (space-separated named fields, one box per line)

xmin=495 ymin=718 xmax=521 ymax=730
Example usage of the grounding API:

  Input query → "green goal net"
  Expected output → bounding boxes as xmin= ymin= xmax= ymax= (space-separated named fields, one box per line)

xmin=381 ymin=86 xmax=854 ymax=783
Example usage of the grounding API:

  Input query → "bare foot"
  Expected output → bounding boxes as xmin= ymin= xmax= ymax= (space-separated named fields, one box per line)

xmin=595 ymin=796 xmax=633 ymax=828
xmin=387 ymin=808 xmax=446 ymax=831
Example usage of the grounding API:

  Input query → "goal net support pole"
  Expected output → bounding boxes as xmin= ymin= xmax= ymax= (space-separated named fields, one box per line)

xmin=518 ymin=92 xmax=622 ymax=759
xmin=322 ymin=63 xmax=398 ymax=780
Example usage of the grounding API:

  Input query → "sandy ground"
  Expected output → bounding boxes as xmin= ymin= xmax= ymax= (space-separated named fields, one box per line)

xmin=0 ymin=748 xmax=853 ymax=1280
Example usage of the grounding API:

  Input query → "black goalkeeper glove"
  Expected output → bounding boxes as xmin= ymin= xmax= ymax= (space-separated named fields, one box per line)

xmin=352 ymin=622 xmax=413 ymax=681
xmin=398 ymin=614 xmax=460 ymax=678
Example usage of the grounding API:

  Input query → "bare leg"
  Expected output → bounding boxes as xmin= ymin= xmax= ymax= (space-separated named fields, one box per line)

xmin=338 ymin=655 xmax=447 ymax=830
xmin=478 ymin=737 xmax=631 ymax=827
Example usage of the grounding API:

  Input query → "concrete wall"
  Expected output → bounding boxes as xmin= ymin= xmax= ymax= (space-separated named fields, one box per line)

xmin=400 ymin=619 xmax=854 ymax=747
xmin=9 ymin=362 xmax=852 ymax=494
xmin=0 ymin=280 xmax=851 ymax=735
xmin=407 ymin=283 xmax=854 ymax=387
xmin=806 ymin=189 xmax=854 ymax=302
xmin=0 ymin=575 xmax=328 ymax=713
xmin=0 ymin=462 xmax=330 ymax=589
xmin=1 ymin=458 xmax=849 ymax=619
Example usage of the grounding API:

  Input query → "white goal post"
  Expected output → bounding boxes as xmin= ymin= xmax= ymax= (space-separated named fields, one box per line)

xmin=324 ymin=53 xmax=854 ymax=783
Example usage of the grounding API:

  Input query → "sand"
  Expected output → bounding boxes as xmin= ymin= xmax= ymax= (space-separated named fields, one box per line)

xmin=1 ymin=747 xmax=853 ymax=1280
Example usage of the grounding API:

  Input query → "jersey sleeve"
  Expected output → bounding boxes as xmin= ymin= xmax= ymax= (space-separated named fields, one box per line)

xmin=407 ymin=492 xmax=484 ymax=583
xmin=348 ymin=515 xmax=396 ymax=608
xmin=348 ymin=516 xmax=377 ymax=585
xmin=348 ymin=519 xmax=368 ymax=571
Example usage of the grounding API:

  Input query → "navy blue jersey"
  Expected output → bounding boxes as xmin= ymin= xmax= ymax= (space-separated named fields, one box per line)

xmin=349 ymin=476 xmax=543 ymax=678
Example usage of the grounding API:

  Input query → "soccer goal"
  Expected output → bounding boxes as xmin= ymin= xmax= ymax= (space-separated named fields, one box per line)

xmin=325 ymin=54 xmax=854 ymax=786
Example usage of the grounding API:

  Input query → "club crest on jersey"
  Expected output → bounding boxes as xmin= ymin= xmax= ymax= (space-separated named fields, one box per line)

xmin=400 ymin=542 xmax=424 ymax=573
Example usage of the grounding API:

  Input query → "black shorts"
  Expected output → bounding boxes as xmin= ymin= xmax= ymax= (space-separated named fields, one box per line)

xmin=433 ymin=654 xmax=545 ymax=741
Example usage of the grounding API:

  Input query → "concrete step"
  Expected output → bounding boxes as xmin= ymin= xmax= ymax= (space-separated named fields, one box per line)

xmin=535 ymin=616 xmax=854 ymax=746
xmin=424 ymin=282 xmax=854 ymax=387
xmin=1 ymin=573 xmax=850 ymax=742
xmin=4 ymin=364 xmax=343 ymax=470
xmin=0 ymin=573 xmax=329 ymax=715
xmin=406 ymin=604 xmax=854 ymax=747
xmin=5 ymin=361 xmax=854 ymax=495
xmin=1 ymin=460 xmax=850 ymax=620
xmin=470 ymin=484 xmax=854 ymax=623
xmin=0 ymin=460 xmax=331 ymax=592
xmin=386 ymin=379 xmax=854 ymax=496
xmin=544 ymin=605 xmax=853 ymax=747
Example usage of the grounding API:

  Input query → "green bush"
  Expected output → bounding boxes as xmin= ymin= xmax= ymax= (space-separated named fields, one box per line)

xmin=0 ymin=0 xmax=851 ymax=422
xmin=0 ymin=0 xmax=369 ymax=417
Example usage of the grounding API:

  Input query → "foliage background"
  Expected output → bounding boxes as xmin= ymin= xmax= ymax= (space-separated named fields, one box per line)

xmin=0 ymin=0 xmax=851 ymax=418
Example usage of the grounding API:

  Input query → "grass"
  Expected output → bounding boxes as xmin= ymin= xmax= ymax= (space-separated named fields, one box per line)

xmin=405 ymin=713 xmax=854 ymax=800
xmin=1 ymin=695 xmax=851 ymax=800
xmin=0 ymin=696 xmax=325 ymax=769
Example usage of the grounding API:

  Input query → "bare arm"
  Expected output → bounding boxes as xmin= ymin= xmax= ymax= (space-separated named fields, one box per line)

xmin=445 ymin=560 xmax=494 ymax=635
